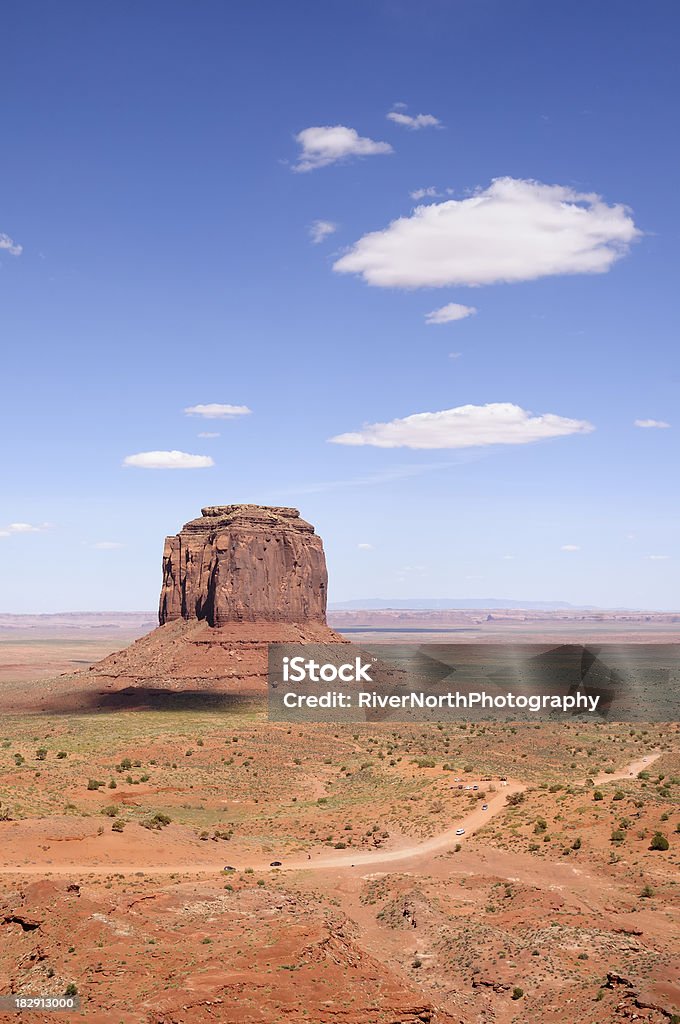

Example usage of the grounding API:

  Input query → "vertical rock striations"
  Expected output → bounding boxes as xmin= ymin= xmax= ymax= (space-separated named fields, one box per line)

xmin=159 ymin=505 xmax=329 ymax=627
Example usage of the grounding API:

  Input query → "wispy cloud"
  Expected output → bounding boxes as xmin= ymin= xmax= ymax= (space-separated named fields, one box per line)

xmin=0 ymin=233 xmax=22 ymax=257
xmin=89 ymin=541 xmax=125 ymax=550
xmin=648 ymin=554 xmax=670 ymax=561
xmin=357 ymin=542 xmax=374 ymax=550
xmin=410 ymin=186 xmax=441 ymax=200
xmin=425 ymin=302 xmax=477 ymax=324
xmin=292 ymin=125 xmax=392 ymax=172
xmin=197 ymin=431 xmax=221 ymax=438
xmin=184 ymin=404 xmax=251 ymax=419
xmin=387 ymin=110 xmax=441 ymax=130
xmin=329 ymin=402 xmax=594 ymax=450
xmin=123 ymin=451 xmax=214 ymax=469
xmin=634 ymin=418 xmax=670 ymax=429
xmin=0 ymin=522 xmax=51 ymax=538
xmin=309 ymin=220 xmax=338 ymax=244
xmin=561 ymin=544 xmax=581 ymax=552
xmin=334 ymin=178 xmax=640 ymax=288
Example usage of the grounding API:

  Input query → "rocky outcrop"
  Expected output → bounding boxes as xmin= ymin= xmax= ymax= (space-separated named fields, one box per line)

xmin=159 ymin=505 xmax=328 ymax=627
xmin=19 ymin=504 xmax=344 ymax=710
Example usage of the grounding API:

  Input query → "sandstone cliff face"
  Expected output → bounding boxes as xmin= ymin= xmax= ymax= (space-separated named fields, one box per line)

xmin=159 ymin=505 xmax=329 ymax=627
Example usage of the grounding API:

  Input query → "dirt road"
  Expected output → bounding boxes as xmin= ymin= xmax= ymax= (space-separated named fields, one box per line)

xmin=0 ymin=752 xmax=660 ymax=878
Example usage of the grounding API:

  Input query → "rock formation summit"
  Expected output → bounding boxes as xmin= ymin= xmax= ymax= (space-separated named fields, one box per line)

xmin=159 ymin=505 xmax=329 ymax=627
xmin=44 ymin=505 xmax=343 ymax=710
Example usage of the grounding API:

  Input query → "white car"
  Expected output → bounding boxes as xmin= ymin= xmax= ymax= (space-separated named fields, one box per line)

xmin=455 ymin=828 xmax=465 ymax=836
xmin=482 ymin=804 xmax=488 ymax=811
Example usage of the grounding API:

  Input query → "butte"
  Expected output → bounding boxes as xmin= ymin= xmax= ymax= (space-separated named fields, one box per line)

xmin=37 ymin=505 xmax=344 ymax=711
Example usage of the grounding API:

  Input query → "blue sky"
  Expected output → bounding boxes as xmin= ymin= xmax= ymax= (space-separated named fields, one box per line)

xmin=2 ymin=0 xmax=678 ymax=612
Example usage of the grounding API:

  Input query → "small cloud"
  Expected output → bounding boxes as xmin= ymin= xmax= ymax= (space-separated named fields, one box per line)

xmin=561 ymin=544 xmax=581 ymax=552
xmin=0 ymin=233 xmax=22 ymax=256
xmin=5 ymin=522 xmax=50 ymax=534
xmin=387 ymin=110 xmax=442 ymax=130
xmin=634 ymin=418 xmax=670 ymax=429
xmin=329 ymin=402 xmax=594 ymax=450
xmin=357 ymin=543 xmax=374 ymax=550
xmin=90 ymin=541 xmax=125 ymax=550
xmin=309 ymin=220 xmax=338 ymax=244
xmin=334 ymin=177 xmax=640 ymax=288
xmin=501 ymin=554 xmax=515 ymax=560
xmin=184 ymin=404 xmax=251 ymax=419
xmin=410 ymin=186 xmax=441 ymax=200
xmin=448 ymin=352 xmax=462 ymax=360
xmin=425 ymin=302 xmax=477 ymax=324
xmin=648 ymin=554 xmax=670 ymax=561
xmin=292 ymin=125 xmax=393 ymax=172
xmin=123 ymin=451 xmax=214 ymax=469
xmin=197 ymin=431 xmax=220 ymax=438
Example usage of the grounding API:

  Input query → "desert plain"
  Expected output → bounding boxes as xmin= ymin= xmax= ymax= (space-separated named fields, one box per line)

xmin=0 ymin=611 xmax=678 ymax=1024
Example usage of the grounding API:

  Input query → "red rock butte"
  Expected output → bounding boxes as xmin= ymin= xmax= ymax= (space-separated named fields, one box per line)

xmin=159 ymin=505 xmax=329 ymax=627
xmin=38 ymin=505 xmax=344 ymax=710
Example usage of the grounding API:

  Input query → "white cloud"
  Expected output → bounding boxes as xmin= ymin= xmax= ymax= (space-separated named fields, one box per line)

xmin=561 ymin=544 xmax=581 ymax=552
xmin=649 ymin=554 xmax=670 ymax=561
xmin=333 ymin=178 xmax=640 ymax=288
xmin=184 ymin=404 xmax=251 ymax=419
xmin=123 ymin=451 xmax=214 ymax=469
xmin=425 ymin=302 xmax=477 ymax=324
xmin=448 ymin=351 xmax=462 ymax=360
xmin=90 ymin=541 xmax=124 ymax=550
xmin=292 ymin=125 xmax=392 ymax=172
xmin=309 ymin=220 xmax=338 ymax=244
xmin=410 ymin=186 xmax=441 ymax=200
xmin=357 ymin=542 xmax=374 ymax=550
xmin=634 ymin=418 xmax=670 ymax=429
xmin=197 ymin=431 xmax=220 ymax=438
xmin=329 ymin=402 xmax=594 ymax=450
xmin=387 ymin=111 xmax=441 ymax=130
xmin=0 ymin=522 xmax=50 ymax=537
xmin=502 ymin=554 xmax=515 ymax=560
xmin=0 ymin=233 xmax=22 ymax=256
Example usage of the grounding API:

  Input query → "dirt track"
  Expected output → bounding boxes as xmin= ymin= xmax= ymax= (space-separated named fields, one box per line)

xmin=0 ymin=752 xmax=660 ymax=879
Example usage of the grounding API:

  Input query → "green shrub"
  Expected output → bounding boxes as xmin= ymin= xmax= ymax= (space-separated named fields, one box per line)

xmin=650 ymin=832 xmax=669 ymax=851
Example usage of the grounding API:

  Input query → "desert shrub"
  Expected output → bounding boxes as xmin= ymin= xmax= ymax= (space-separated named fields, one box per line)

xmin=593 ymin=790 xmax=604 ymax=800
xmin=650 ymin=832 xmax=669 ymax=851
xmin=64 ymin=984 xmax=78 ymax=997
xmin=640 ymin=884 xmax=655 ymax=898
xmin=612 ymin=790 xmax=625 ymax=801
xmin=572 ymin=837 xmax=582 ymax=850
xmin=36 ymin=748 xmax=48 ymax=760
xmin=533 ymin=817 xmax=547 ymax=833
xmin=143 ymin=813 xmax=171 ymax=830
xmin=506 ymin=791 xmax=525 ymax=807
xmin=101 ymin=805 xmax=119 ymax=817
xmin=87 ymin=779 xmax=104 ymax=791
xmin=610 ymin=829 xmax=625 ymax=843
xmin=511 ymin=986 xmax=524 ymax=1000
xmin=111 ymin=819 xmax=126 ymax=832
xmin=57 ymin=751 xmax=67 ymax=759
